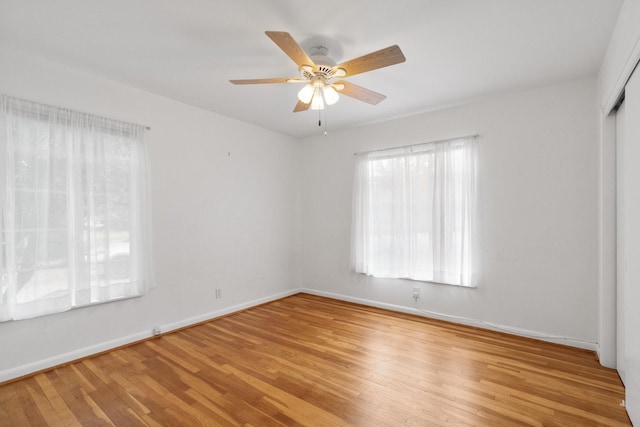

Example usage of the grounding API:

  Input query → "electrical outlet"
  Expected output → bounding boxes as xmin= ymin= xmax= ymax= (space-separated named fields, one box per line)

xmin=215 ymin=288 xmax=222 ymax=299
xmin=153 ymin=326 xmax=162 ymax=336
xmin=412 ymin=287 xmax=420 ymax=299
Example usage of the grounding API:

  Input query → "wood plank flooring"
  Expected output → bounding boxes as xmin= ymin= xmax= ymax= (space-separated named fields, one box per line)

xmin=0 ymin=293 xmax=631 ymax=426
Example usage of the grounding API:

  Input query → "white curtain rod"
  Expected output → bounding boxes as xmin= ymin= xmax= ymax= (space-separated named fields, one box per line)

xmin=353 ymin=133 xmax=479 ymax=156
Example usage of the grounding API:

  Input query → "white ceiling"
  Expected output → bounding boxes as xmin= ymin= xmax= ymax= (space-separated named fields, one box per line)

xmin=0 ymin=0 xmax=624 ymax=138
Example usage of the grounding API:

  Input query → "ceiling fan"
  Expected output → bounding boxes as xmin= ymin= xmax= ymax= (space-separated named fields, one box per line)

xmin=230 ymin=31 xmax=406 ymax=113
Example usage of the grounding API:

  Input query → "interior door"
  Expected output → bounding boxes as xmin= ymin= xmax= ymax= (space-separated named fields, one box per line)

xmin=616 ymin=100 xmax=626 ymax=385
xmin=621 ymin=67 xmax=640 ymax=425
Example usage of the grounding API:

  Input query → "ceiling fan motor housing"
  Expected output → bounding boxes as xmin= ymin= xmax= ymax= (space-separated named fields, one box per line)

xmin=307 ymin=44 xmax=338 ymax=76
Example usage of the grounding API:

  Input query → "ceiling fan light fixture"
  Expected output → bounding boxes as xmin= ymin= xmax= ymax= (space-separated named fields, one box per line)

xmin=322 ymin=85 xmax=339 ymax=105
xmin=311 ymin=87 xmax=325 ymax=110
xmin=297 ymin=84 xmax=315 ymax=103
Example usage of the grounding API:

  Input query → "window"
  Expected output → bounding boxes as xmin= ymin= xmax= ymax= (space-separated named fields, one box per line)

xmin=351 ymin=136 xmax=478 ymax=287
xmin=0 ymin=95 xmax=153 ymax=321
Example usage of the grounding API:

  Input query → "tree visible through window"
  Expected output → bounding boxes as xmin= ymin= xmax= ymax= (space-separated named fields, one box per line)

xmin=0 ymin=95 xmax=153 ymax=321
xmin=351 ymin=136 xmax=478 ymax=287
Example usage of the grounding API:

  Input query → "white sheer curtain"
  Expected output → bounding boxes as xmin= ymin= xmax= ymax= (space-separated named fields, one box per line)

xmin=351 ymin=136 xmax=478 ymax=287
xmin=0 ymin=94 xmax=153 ymax=321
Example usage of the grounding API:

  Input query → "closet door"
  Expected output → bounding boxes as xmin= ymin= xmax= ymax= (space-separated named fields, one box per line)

xmin=616 ymin=100 xmax=626 ymax=384
xmin=623 ymin=68 xmax=640 ymax=424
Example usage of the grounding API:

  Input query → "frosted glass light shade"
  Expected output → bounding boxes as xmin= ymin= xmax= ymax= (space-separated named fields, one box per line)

xmin=311 ymin=88 xmax=324 ymax=110
xmin=322 ymin=86 xmax=339 ymax=105
xmin=297 ymin=84 xmax=314 ymax=104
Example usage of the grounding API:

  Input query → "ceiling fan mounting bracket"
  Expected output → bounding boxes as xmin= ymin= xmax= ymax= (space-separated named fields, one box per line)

xmin=307 ymin=44 xmax=329 ymax=57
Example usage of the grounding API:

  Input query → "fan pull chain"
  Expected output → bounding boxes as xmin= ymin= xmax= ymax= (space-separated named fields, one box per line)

xmin=315 ymin=108 xmax=328 ymax=135
xmin=316 ymin=108 xmax=328 ymax=135
xmin=324 ymin=109 xmax=328 ymax=136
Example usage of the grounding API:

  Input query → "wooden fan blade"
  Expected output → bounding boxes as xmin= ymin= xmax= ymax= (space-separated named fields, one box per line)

xmin=293 ymin=100 xmax=311 ymax=112
xmin=265 ymin=31 xmax=316 ymax=69
xmin=335 ymin=81 xmax=387 ymax=105
xmin=334 ymin=45 xmax=405 ymax=77
xmin=229 ymin=78 xmax=304 ymax=84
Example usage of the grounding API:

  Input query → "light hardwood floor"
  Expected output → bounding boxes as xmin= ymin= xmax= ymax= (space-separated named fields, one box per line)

xmin=0 ymin=293 xmax=631 ymax=426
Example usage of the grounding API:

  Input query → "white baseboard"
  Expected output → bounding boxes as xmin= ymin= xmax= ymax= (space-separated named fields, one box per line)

xmin=0 ymin=288 xmax=300 ymax=383
xmin=298 ymin=288 xmax=598 ymax=352
xmin=0 ymin=329 xmax=150 ymax=383
xmin=1 ymin=287 xmax=596 ymax=383
xmin=154 ymin=288 xmax=300 ymax=335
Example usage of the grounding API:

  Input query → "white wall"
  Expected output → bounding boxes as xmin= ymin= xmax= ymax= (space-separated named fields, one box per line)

xmin=0 ymin=47 xmax=301 ymax=381
xmin=299 ymin=79 xmax=599 ymax=348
